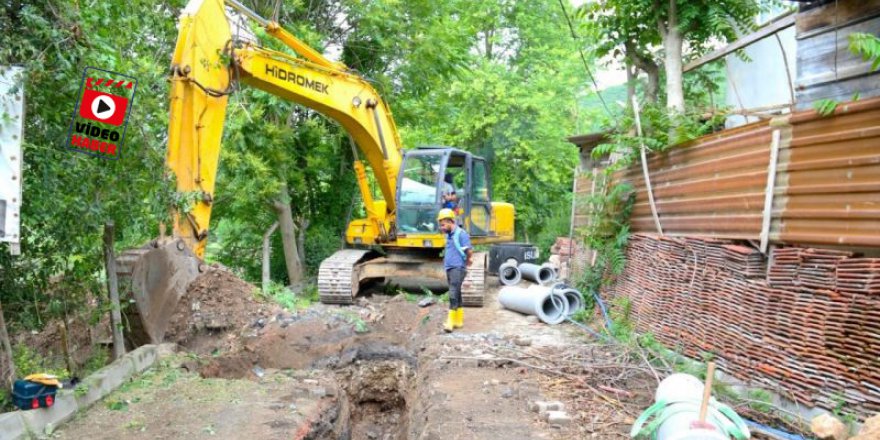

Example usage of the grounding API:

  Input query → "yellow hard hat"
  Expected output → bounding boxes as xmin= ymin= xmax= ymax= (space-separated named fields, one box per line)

xmin=437 ymin=208 xmax=455 ymax=221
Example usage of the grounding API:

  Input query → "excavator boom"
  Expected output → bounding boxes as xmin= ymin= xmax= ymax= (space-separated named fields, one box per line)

xmin=119 ymin=0 xmax=514 ymax=345
xmin=168 ymin=0 xmax=402 ymax=256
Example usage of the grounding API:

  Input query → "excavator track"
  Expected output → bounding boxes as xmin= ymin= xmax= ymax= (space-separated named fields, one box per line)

xmin=462 ymin=252 xmax=487 ymax=307
xmin=318 ymin=249 xmax=372 ymax=305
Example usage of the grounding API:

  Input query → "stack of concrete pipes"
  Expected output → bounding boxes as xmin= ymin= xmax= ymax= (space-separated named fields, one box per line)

xmin=499 ymin=261 xmax=558 ymax=286
xmin=497 ymin=259 xmax=585 ymax=325
xmin=499 ymin=283 xmax=585 ymax=325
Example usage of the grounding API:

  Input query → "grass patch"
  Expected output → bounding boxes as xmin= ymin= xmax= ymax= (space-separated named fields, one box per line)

xmin=254 ymin=282 xmax=320 ymax=311
xmin=746 ymin=389 xmax=774 ymax=413
xmin=335 ymin=310 xmax=370 ymax=333
xmin=81 ymin=346 xmax=110 ymax=376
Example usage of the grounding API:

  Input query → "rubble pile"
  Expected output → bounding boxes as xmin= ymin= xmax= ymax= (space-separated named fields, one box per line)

xmin=607 ymin=233 xmax=880 ymax=418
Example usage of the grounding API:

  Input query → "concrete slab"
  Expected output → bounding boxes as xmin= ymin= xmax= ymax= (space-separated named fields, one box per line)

xmin=0 ymin=411 xmax=27 ymax=440
xmin=0 ymin=344 xmax=169 ymax=440
xmin=123 ymin=344 xmax=157 ymax=373
xmin=19 ymin=391 xmax=79 ymax=436
xmin=74 ymin=356 xmax=136 ymax=409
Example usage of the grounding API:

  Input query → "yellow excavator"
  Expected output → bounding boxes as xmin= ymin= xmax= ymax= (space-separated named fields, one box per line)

xmin=116 ymin=0 xmax=515 ymax=346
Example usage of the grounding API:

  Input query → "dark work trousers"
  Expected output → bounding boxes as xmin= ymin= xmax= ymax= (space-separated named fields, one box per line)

xmin=446 ymin=266 xmax=466 ymax=310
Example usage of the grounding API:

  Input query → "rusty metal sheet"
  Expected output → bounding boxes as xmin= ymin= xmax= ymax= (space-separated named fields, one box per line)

xmin=633 ymin=192 xmax=765 ymax=216
xmin=775 ymin=96 xmax=880 ymax=246
xmin=609 ymin=118 xmax=774 ymax=241
xmin=784 ymin=164 xmax=880 ymax=194
xmin=777 ymin=193 xmax=880 ymax=219
xmin=604 ymin=95 xmax=880 ymax=248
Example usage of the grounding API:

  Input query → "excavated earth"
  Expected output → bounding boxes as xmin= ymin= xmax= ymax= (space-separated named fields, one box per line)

xmin=55 ymin=266 xmax=652 ymax=439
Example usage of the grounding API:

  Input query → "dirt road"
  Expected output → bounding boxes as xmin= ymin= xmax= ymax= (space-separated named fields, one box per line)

xmin=55 ymin=278 xmax=651 ymax=439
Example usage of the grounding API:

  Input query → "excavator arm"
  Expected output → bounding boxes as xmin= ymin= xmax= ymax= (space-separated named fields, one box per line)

xmin=119 ymin=0 xmax=407 ymax=345
xmin=119 ymin=0 xmax=514 ymax=344
xmin=168 ymin=0 xmax=403 ymax=256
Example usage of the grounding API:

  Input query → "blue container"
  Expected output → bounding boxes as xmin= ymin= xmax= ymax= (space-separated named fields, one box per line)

xmin=12 ymin=380 xmax=57 ymax=410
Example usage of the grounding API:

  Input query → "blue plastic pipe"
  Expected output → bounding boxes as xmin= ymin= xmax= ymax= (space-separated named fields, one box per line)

xmin=744 ymin=419 xmax=809 ymax=440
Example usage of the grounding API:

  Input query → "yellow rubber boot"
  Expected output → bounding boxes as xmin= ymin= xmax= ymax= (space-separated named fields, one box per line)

xmin=443 ymin=310 xmax=456 ymax=333
xmin=454 ymin=308 xmax=464 ymax=329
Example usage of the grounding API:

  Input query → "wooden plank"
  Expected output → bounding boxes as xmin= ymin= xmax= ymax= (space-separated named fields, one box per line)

xmin=796 ymin=0 xmax=880 ymax=37
xmin=684 ymin=13 xmax=796 ymax=72
xmin=795 ymin=74 xmax=880 ymax=110
xmin=796 ymin=16 xmax=880 ymax=88
xmin=760 ymin=130 xmax=782 ymax=253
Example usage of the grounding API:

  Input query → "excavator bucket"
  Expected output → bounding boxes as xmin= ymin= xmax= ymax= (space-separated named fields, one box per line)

xmin=115 ymin=240 xmax=201 ymax=347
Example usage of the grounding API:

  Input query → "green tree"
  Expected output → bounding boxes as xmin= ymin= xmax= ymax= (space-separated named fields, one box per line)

xmin=0 ymin=0 xmax=595 ymax=327
xmin=0 ymin=0 xmax=184 ymax=328
xmin=581 ymin=0 xmax=766 ymax=113
xmin=356 ymin=0 xmax=585 ymax=241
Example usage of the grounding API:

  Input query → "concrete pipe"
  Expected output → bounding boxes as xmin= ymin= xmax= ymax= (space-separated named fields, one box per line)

xmin=541 ymin=262 xmax=559 ymax=282
xmin=499 ymin=285 xmax=569 ymax=325
xmin=551 ymin=283 xmax=583 ymax=316
xmin=498 ymin=261 xmax=522 ymax=286
xmin=518 ymin=263 xmax=555 ymax=285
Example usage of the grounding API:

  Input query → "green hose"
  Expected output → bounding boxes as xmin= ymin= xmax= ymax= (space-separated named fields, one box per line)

xmin=631 ymin=397 xmax=751 ymax=439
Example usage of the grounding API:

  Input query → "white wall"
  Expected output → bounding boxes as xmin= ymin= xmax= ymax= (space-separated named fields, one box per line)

xmin=724 ymin=25 xmax=797 ymax=128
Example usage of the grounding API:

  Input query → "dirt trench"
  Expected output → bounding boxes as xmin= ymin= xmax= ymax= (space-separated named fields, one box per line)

xmin=195 ymin=304 xmax=427 ymax=439
xmin=56 ymin=273 xmax=597 ymax=440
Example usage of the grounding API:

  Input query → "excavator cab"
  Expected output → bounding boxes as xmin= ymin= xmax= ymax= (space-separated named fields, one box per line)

xmin=395 ymin=148 xmax=493 ymax=240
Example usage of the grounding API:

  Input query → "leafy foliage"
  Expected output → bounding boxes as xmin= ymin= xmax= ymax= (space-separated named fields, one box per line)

xmin=384 ymin=0 xmax=584 ymax=240
xmin=0 ymin=0 xmax=183 ymax=329
xmin=253 ymin=281 xmax=319 ymax=311
xmin=813 ymin=98 xmax=839 ymax=117
xmin=0 ymin=0 xmax=590 ymax=335
xmin=12 ymin=344 xmax=69 ymax=378
xmin=575 ymin=180 xmax=634 ymax=294
xmin=849 ymin=32 xmax=880 ymax=72
xmin=579 ymin=0 xmax=769 ymax=110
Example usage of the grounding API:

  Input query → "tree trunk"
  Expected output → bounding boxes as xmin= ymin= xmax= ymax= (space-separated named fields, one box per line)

xmin=626 ymin=63 xmax=636 ymax=112
xmin=296 ymin=218 xmax=310 ymax=268
xmin=0 ymin=297 xmax=15 ymax=387
xmin=59 ymin=318 xmax=75 ymax=375
xmin=624 ymin=41 xmax=660 ymax=104
xmin=484 ymin=27 xmax=494 ymax=61
xmin=273 ymin=185 xmax=304 ymax=285
xmin=262 ymin=222 xmax=279 ymax=294
xmin=103 ymin=222 xmax=125 ymax=360
xmin=663 ymin=0 xmax=685 ymax=113
xmin=644 ymin=65 xmax=660 ymax=105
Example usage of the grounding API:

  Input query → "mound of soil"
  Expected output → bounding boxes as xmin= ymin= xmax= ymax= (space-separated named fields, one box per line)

xmin=197 ymin=295 xmax=438 ymax=380
xmin=164 ymin=265 xmax=268 ymax=350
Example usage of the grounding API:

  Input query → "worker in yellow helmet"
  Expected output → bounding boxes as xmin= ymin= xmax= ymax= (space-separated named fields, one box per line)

xmin=437 ymin=208 xmax=472 ymax=332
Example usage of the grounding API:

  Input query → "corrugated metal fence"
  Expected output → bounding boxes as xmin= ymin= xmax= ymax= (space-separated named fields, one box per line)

xmin=589 ymin=96 xmax=880 ymax=418
xmin=607 ymin=96 xmax=880 ymax=249
xmin=778 ymin=99 xmax=880 ymax=246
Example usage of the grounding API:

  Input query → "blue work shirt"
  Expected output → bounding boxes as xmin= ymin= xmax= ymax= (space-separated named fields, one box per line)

xmin=444 ymin=226 xmax=471 ymax=270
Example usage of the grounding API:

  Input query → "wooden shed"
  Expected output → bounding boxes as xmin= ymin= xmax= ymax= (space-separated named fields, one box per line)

xmin=795 ymin=0 xmax=880 ymax=109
